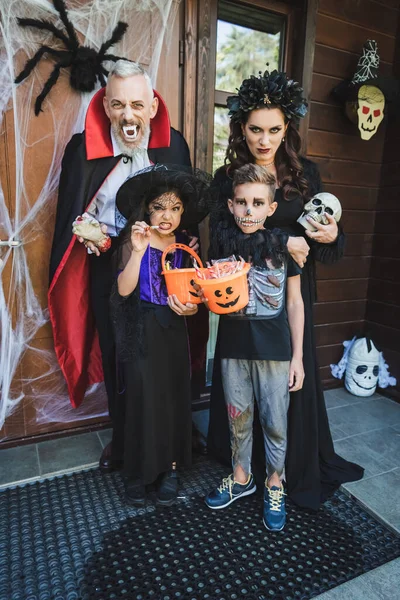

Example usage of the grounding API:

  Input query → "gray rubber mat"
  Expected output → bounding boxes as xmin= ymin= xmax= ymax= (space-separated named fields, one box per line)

xmin=1 ymin=456 xmax=399 ymax=600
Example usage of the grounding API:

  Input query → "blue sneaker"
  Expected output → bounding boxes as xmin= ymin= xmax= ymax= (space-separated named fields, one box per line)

xmin=263 ymin=484 xmax=286 ymax=531
xmin=205 ymin=474 xmax=256 ymax=509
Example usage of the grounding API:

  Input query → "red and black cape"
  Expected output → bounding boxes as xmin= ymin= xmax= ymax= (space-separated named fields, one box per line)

xmin=48 ymin=88 xmax=191 ymax=408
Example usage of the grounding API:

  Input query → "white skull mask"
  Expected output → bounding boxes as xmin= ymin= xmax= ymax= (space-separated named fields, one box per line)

xmin=345 ymin=338 xmax=380 ymax=397
xmin=357 ymin=85 xmax=385 ymax=140
xmin=297 ymin=193 xmax=342 ymax=232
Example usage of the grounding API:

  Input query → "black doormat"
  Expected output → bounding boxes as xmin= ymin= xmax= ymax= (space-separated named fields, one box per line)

xmin=1 ymin=457 xmax=399 ymax=600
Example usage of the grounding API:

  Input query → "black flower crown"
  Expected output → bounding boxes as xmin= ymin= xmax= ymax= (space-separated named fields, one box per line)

xmin=227 ymin=69 xmax=308 ymax=122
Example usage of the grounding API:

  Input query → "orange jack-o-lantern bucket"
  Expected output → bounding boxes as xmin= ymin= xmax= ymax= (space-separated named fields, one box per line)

xmin=161 ymin=243 xmax=203 ymax=304
xmin=194 ymin=262 xmax=251 ymax=314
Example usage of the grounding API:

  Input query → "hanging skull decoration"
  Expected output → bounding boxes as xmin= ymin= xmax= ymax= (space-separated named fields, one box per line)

xmin=356 ymin=85 xmax=385 ymax=140
xmin=333 ymin=40 xmax=399 ymax=142
xmin=345 ymin=338 xmax=380 ymax=397
xmin=297 ymin=193 xmax=342 ymax=232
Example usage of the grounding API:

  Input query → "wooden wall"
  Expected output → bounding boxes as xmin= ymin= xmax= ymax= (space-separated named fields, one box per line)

xmin=366 ymin=16 xmax=400 ymax=400
xmin=306 ymin=0 xmax=400 ymax=389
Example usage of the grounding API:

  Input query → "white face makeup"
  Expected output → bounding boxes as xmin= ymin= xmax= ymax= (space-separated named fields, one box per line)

xmin=148 ymin=193 xmax=184 ymax=236
xmin=228 ymin=182 xmax=277 ymax=234
xmin=242 ymin=107 xmax=287 ymax=166
xmin=103 ymin=74 xmax=158 ymax=154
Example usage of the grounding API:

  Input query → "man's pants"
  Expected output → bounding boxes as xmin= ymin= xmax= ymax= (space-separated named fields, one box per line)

xmin=89 ymin=245 xmax=125 ymax=460
xmin=221 ymin=358 xmax=290 ymax=479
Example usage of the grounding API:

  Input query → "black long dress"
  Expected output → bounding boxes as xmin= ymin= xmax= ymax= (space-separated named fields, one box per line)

xmin=207 ymin=159 xmax=364 ymax=511
xmin=110 ymin=237 xmax=192 ymax=485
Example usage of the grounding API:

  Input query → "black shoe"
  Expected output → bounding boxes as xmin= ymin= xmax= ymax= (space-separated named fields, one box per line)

xmin=125 ymin=478 xmax=146 ymax=506
xmin=157 ymin=470 xmax=178 ymax=506
xmin=99 ymin=442 xmax=123 ymax=474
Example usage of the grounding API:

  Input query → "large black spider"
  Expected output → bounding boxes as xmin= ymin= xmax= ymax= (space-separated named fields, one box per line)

xmin=15 ymin=0 xmax=129 ymax=115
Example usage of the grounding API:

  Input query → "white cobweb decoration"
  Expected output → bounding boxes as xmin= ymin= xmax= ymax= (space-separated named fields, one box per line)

xmin=0 ymin=0 xmax=179 ymax=438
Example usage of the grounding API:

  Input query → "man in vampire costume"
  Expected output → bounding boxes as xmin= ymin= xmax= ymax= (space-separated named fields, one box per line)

xmin=48 ymin=60 xmax=206 ymax=471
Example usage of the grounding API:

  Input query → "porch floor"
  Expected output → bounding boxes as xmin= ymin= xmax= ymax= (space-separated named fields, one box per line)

xmin=1 ymin=388 xmax=399 ymax=599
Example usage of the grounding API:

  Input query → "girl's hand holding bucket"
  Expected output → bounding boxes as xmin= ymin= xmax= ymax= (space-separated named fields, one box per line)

xmin=131 ymin=221 xmax=152 ymax=254
xmin=167 ymin=294 xmax=198 ymax=316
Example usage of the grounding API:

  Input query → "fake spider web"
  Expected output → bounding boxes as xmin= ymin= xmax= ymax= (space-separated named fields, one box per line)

xmin=0 ymin=0 xmax=179 ymax=439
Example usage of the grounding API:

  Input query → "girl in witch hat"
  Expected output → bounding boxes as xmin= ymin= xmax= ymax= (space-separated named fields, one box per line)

xmin=110 ymin=164 xmax=211 ymax=506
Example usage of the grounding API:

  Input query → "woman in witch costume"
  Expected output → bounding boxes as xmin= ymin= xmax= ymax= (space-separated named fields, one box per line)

xmin=110 ymin=164 xmax=210 ymax=506
xmin=207 ymin=69 xmax=364 ymax=511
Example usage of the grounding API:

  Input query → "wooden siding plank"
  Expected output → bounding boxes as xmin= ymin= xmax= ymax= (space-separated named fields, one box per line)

xmin=316 ymin=256 xmax=371 ymax=280
xmin=314 ymin=299 xmax=366 ymax=324
xmin=309 ymin=102 xmax=359 ymax=135
xmin=308 ymin=129 xmax=385 ymax=164
xmin=317 ymin=278 xmax=369 ymax=302
xmin=381 ymin=162 xmax=400 ymax=186
xmin=316 ymin=14 xmax=396 ymax=64
xmin=340 ymin=211 xmax=376 ymax=234
xmin=366 ymin=321 xmax=400 ymax=353
xmin=368 ymin=278 xmax=400 ymax=304
xmin=344 ymin=234 xmax=374 ymax=256
xmin=313 ymin=44 xmax=393 ymax=79
xmin=313 ymin=157 xmax=382 ymax=187
xmin=366 ymin=300 xmax=400 ymax=329
xmin=318 ymin=0 xmax=399 ymax=36
xmin=315 ymin=321 xmax=364 ymax=346
xmin=311 ymin=73 xmax=342 ymax=105
xmin=373 ymin=233 xmax=400 ymax=258
xmin=323 ymin=184 xmax=378 ymax=211
xmin=374 ymin=210 xmax=400 ymax=234
xmin=370 ymin=256 xmax=400 ymax=281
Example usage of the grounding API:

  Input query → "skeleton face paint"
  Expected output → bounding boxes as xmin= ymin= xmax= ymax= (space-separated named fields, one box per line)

xmin=228 ymin=182 xmax=277 ymax=234
xmin=297 ymin=193 xmax=342 ymax=232
xmin=345 ymin=338 xmax=380 ymax=397
xmin=357 ymin=85 xmax=385 ymax=140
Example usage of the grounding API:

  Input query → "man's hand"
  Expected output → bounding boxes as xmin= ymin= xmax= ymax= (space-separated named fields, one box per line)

xmin=289 ymin=357 xmax=305 ymax=392
xmin=76 ymin=223 xmax=108 ymax=257
xmin=305 ymin=213 xmax=338 ymax=243
xmin=287 ymin=236 xmax=310 ymax=268
xmin=167 ymin=294 xmax=198 ymax=316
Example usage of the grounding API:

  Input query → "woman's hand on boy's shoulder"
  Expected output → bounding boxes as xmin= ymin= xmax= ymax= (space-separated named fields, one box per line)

xmin=131 ymin=221 xmax=151 ymax=254
xmin=289 ymin=357 xmax=304 ymax=392
xmin=167 ymin=294 xmax=198 ymax=316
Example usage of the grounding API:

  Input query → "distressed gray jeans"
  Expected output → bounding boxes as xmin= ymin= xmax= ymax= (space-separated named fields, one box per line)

xmin=221 ymin=358 xmax=290 ymax=479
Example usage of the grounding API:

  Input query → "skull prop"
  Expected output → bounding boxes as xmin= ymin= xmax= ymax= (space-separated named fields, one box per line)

xmin=357 ymin=85 xmax=385 ymax=140
xmin=297 ymin=193 xmax=342 ymax=232
xmin=345 ymin=338 xmax=380 ymax=397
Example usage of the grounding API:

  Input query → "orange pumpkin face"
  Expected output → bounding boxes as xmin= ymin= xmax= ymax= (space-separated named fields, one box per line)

xmin=189 ymin=279 xmax=199 ymax=298
xmin=214 ymin=285 xmax=240 ymax=309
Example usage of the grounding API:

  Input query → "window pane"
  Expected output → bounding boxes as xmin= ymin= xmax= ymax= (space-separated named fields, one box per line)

xmin=215 ymin=20 xmax=281 ymax=93
xmin=213 ymin=105 xmax=231 ymax=172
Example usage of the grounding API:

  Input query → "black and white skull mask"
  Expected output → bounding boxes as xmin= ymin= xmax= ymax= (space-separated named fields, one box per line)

xmin=345 ymin=338 xmax=380 ymax=397
xmin=297 ymin=193 xmax=342 ymax=232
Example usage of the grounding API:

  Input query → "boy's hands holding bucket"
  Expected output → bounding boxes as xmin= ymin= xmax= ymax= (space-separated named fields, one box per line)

xmin=167 ymin=294 xmax=198 ymax=316
xmin=192 ymin=283 xmax=209 ymax=309
xmin=131 ymin=221 xmax=151 ymax=254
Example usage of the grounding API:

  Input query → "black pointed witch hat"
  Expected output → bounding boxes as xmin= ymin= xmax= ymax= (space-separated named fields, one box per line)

xmin=333 ymin=40 xmax=399 ymax=103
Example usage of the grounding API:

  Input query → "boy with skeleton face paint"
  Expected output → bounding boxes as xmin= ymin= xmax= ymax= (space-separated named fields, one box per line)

xmin=204 ymin=164 xmax=304 ymax=531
